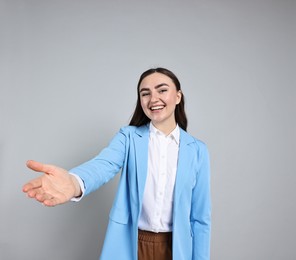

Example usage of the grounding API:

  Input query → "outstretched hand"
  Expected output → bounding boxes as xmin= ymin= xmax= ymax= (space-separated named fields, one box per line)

xmin=22 ymin=160 xmax=82 ymax=207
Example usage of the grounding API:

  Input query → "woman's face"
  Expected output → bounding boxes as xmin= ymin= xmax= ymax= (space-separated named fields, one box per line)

xmin=139 ymin=72 xmax=182 ymax=132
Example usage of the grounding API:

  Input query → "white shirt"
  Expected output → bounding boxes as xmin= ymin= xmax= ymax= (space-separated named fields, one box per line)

xmin=138 ymin=123 xmax=180 ymax=232
xmin=71 ymin=123 xmax=180 ymax=233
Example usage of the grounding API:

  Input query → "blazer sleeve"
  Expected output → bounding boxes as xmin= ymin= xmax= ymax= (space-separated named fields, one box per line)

xmin=190 ymin=142 xmax=211 ymax=260
xmin=70 ymin=127 xmax=128 ymax=196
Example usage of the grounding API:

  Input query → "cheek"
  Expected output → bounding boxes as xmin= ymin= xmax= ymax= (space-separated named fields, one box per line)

xmin=167 ymin=95 xmax=178 ymax=105
xmin=140 ymin=99 xmax=147 ymax=110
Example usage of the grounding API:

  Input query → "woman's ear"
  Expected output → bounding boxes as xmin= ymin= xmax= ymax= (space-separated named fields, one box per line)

xmin=176 ymin=90 xmax=182 ymax=105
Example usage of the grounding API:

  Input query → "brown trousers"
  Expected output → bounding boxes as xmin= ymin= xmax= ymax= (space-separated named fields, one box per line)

xmin=138 ymin=229 xmax=172 ymax=260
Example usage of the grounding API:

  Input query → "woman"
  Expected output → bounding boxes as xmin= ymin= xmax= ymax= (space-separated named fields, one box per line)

xmin=23 ymin=68 xmax=211 ymax=260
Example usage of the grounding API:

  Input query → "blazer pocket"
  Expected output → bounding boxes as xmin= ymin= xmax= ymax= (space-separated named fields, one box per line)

xmin=109 ymin=205 xmax=130 ymax=224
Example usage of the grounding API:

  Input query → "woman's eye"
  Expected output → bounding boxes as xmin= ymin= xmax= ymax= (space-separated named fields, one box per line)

xmin=141 ymin=92 xmax=150 ymax=97
xmin=159 ymin=89 xmax=167 ymax=93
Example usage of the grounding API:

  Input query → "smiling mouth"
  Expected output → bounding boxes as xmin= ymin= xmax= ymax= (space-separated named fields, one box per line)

xmin=150 ymin=105 xmax=165 ymax=111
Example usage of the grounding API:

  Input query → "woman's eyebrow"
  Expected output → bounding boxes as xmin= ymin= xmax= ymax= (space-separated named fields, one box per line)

xmin=139 ymin=88 xmax=150 ymax=93
xmin=154 ymin=83 xmax=169 ymax=89
xmin=140 ymin=83 xmax=169 ymax=92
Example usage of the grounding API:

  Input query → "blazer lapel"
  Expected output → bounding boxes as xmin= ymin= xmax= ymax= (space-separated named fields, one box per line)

xmin=174 ymin=129 xmax=196 ymax=203
xmin=134 ymin=125 xmax=149 ymax=206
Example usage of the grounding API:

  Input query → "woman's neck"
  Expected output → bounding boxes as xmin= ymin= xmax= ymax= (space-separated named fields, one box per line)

xmin=151 ymin=121 xmax=177 ymax=136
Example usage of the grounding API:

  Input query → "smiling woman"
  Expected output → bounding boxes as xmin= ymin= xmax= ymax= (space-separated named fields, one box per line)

xmin=23 ymin=68 xmax=211 ymax=260
xmin=138 ymin=73 xmax=182 ymax=134
xmin=130 ymin=68 xmax=188 ymax=133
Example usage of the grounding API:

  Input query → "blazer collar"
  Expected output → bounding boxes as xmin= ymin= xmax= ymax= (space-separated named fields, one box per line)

xmin=135 ymin=124 xmax=149 ymax=138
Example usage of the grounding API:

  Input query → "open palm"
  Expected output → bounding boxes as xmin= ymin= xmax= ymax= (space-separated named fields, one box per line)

xmin=23 ymin=160 xmax=81 ymax=207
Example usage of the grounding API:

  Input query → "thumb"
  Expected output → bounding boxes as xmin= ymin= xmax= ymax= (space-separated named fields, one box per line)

xmin=26 ymin=160 xmax=53 ymax=174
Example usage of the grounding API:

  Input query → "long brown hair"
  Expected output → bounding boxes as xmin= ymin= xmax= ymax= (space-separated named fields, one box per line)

xmin=129 ymin=67 xmax=188 ymax=131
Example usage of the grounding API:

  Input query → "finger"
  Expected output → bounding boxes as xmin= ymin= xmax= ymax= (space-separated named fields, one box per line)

xmin=27 ymin=189 xmax=38 ymax=198
xmin=36 ymin=192 xmax=53 ymax=203
xmin=22 ymin=178 xmax=42 ymax=192
xmin=26 ymin=160 xmax=54 ymax=174
xmin=26 ymin=186 xmax=45 ymax=199
xmin=43 ymin=197 xmax=61 ymax=207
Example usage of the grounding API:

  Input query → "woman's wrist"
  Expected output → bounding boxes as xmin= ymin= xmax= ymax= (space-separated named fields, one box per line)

xmin=70 ymin=174 xmax=82 ymax=198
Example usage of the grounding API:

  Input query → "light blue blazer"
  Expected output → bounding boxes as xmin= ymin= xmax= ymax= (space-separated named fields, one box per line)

xmin=71 ymin=124 xmax=211 ymax=260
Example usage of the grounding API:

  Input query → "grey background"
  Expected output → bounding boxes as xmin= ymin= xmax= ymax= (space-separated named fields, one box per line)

xmin=1 ymin=0 xmax=295 ymax=259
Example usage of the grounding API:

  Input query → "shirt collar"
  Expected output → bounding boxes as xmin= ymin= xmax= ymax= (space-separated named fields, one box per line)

xmin=149 ymin=122 xmax=180 ymax=145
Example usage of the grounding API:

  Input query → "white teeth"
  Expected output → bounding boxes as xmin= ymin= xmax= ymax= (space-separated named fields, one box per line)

xmin=151 ymin=106 xmax=164 ymax=110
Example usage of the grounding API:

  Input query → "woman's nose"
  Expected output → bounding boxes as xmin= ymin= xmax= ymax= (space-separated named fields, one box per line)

xmin=150 ymin=91 xmax=159 ymax=102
